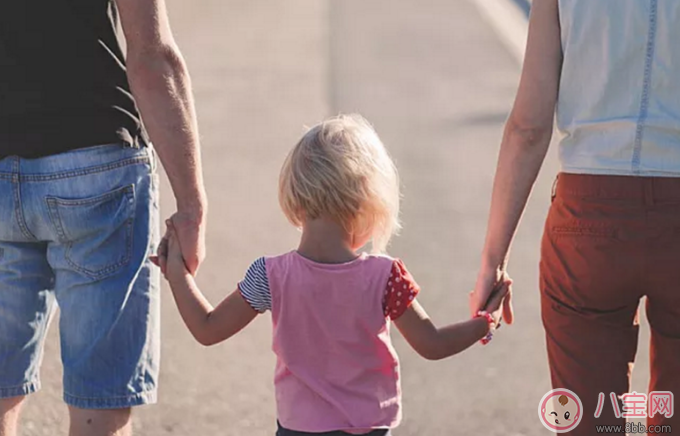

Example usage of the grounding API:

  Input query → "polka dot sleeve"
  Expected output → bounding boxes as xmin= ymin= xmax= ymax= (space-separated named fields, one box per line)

xmin=383 ymin=259 xmax=420 ymax=320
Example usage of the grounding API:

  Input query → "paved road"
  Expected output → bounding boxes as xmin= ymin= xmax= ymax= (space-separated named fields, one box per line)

xmin=18 ymin=1 xmax=651 ymax=435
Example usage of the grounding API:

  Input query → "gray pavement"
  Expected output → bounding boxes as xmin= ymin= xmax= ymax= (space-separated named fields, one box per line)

xmin=18 ymin=1 xmax=651 ymax=435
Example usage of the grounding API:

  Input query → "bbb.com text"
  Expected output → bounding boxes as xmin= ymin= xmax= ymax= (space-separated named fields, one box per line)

xmin=596 ymin=422 xmax=671 ymax=433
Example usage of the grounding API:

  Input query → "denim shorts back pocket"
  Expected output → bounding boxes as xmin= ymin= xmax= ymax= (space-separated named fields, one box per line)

xmin=46 ymin=184 xmax=136 ymax=279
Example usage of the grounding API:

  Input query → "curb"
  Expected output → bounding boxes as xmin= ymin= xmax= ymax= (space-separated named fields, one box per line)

xmin=510 ymin=0 xmax=531 ymax=18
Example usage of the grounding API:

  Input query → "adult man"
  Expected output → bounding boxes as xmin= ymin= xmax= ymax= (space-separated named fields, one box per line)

xmin=0 ymin=0 xmax=206 ymax=435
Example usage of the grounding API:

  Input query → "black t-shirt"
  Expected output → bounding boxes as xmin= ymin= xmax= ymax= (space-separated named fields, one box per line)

xmin=0 ymin=0 xmax=147 ymax=159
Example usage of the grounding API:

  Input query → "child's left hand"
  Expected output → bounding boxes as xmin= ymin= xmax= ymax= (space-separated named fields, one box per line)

xmin=160 ymin=221 xmax=190 ymax=281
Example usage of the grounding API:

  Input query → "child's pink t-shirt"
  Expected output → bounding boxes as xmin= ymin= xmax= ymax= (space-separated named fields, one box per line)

xmin=238 ymin=251 xmax=420 ymax=434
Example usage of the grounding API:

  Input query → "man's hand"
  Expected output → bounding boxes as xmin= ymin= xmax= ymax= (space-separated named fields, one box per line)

xmin=168 ymin=210 xmax=205 ymax=275
xmin=470 ymin=266 xmax=514 ymax=325
xmin=164 ymin=221 xmax=191 ymax=281
xmin=150 ymin=210 xmax=206 ymax=276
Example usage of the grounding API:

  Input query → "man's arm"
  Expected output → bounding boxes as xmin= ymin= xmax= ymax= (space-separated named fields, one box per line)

xmin=116 ymin=0 xmax=206 ymax=273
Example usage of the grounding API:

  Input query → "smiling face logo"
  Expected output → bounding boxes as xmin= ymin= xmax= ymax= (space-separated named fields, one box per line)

xmin=538 ymin=389 xmax=583 ymax=433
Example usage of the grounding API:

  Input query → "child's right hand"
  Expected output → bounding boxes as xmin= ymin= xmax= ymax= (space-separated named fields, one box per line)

xmin=481 ymin=278 xmax=512 ymax=327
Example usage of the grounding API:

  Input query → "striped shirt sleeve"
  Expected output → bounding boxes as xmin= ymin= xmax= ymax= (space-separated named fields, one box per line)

xmin=238 ymin=257 xmax=272 ymax=313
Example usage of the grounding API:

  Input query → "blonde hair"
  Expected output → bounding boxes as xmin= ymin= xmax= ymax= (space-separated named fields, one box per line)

xmin=279 ymin=114 xmax=400 ymax=253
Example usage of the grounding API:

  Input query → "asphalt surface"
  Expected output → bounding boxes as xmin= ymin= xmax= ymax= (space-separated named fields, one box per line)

xmin=17 ymin=1 xmax=651 ymax=435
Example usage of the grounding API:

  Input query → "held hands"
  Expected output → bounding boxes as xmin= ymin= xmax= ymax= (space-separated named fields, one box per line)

xmin=150 ymin=210 xmax=205 ymax=277
xmin=167 ymin=210 xmax=206 ymax=275
xmin=477 ymin=277 xmax=512 ymax=327
xmin=152 ymin=220 xmax=190 ymax=282
xmin=470 ymin=266 xmax=514 ymax=325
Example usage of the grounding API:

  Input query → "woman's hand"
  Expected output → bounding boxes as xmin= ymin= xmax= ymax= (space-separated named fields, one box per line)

xmin=470 ymin=266 xmax=514 ymax=325
xmin=480 ymin=276 xmax=512 ymax=326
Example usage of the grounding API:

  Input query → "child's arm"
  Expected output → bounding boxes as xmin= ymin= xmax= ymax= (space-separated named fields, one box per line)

xmin=393 ymin=285 xmax=507 ymax=360
xmin=163 ymin=224 xmax=258 ymax=346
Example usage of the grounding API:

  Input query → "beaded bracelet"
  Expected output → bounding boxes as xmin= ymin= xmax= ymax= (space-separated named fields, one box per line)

xmin=476 ymin=310 xmax=497 ymax=345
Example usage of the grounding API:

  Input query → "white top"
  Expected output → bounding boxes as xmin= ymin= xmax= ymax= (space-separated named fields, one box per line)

xmin=556 ymin=0 xmax=680 ymax=176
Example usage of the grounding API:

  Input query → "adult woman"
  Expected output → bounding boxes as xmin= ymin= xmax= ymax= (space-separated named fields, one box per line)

xmin=470 ymin=0 xmax=680 ymax=434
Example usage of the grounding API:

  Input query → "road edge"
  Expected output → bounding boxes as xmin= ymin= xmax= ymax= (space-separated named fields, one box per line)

xmin=469 ymin=0 xmax=530 ymax=63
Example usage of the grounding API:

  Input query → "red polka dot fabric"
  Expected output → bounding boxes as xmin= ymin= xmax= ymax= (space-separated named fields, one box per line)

xmin=383 ymin=259 xmax=420 ymax=320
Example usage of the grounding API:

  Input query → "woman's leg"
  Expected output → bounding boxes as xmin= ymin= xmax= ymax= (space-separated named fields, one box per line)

xmin=643 ymin=184 xmax=680 ymax=433
xmin=645 ymin=298 xmax=680 ymax=431
xmin=540 ymin=174 xmax=646 ymax=435
xmin=540 ymin=289 xmax=639 ymax=434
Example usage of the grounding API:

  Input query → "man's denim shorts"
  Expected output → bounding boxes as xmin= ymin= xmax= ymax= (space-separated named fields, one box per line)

xmin=0 ymin=143 xmax=160 ymax=409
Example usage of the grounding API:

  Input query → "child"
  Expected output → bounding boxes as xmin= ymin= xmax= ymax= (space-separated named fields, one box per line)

xmin=157 ymin=114 xmax=510 ymax=436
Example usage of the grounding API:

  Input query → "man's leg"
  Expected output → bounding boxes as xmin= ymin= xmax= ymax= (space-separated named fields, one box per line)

xmin=0 ymin=397 xmax=24 ymax=436
xmin=38 ymin=145 xmax=160 ymax=435
xmin=0 ymin=241 xmax=55 ymax=436
xmin=68 ymin=406 xmax=131 ymax=436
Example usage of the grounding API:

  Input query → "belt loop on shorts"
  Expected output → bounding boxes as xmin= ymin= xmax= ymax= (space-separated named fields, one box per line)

xmin=644 ymin=178 xmax=655 ymax=206
xmin=551 ymin=174 xmax=559 ymax=203
xmin=11 ymin=156 xmax=20 ymax=183
xmin=148 ymin=144 xmax=158 ymax=173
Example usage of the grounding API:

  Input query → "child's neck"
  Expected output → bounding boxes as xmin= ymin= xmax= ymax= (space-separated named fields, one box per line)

xmin=297 ymin=218 xmax=359 ymax=264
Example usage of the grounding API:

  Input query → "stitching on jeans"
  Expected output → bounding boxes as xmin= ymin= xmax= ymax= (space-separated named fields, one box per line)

xmin=45 ymin=198 xmax=68 ymax=242
xmin=48 ymin=184 xmax=135 ymax=207
xmin=0 ymin=381 xmax=39 ymax=390
xmin=0 ymin=156 xmax=150 ymax=181
xmin=62 ymin=218 xmax=134 ymax=278
xmin=0 ymin=381 xmax=41 ymax=396
xmin=12 ymin=159 xmax=38 ymax=241
xmin=45 ymin=185 xmax=136 ymax=279
xmin=631 ymin=0 xmax=658 ymax=174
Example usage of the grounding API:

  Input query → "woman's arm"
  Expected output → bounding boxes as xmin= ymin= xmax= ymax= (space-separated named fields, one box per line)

xmin=470 ymin=0 xmax=563 ymax=322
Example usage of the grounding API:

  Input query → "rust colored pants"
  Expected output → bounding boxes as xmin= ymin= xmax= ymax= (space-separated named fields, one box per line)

xmin=541 ymin=173 xmax=680 ymax=435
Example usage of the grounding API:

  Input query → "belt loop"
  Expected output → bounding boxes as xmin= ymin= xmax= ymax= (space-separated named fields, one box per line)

xmin=644 ymin=178 xmax=655 ymax=206
xmin=551 ymin=174 xmax=559 ymax=203
xmin=151 ymin=144 xmax=158 ymax=173
xmin=11 ymin=156 xmax=20 ymax=183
